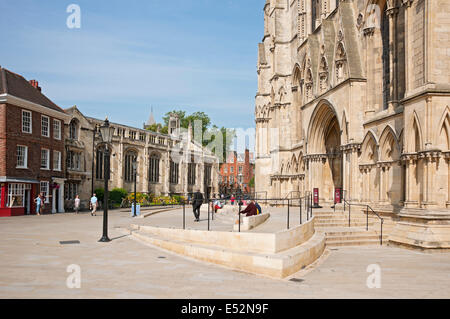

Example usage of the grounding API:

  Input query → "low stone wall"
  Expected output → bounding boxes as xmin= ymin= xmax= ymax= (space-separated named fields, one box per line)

xmin=135 ymin=217 xmax=316 ymax=255
xmin=233 ymin=213 xmax=270 ymax=231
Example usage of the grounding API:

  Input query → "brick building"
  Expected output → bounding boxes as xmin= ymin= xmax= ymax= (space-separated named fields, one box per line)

xmin=219 ymin=149 xmax=255 ymax=195
xmin=0 ymin=67 xmax=69 ymax=216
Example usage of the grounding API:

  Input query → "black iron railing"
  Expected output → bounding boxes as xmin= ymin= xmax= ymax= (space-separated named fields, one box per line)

xmin=342 ymin=194 xmax=384 ymax=245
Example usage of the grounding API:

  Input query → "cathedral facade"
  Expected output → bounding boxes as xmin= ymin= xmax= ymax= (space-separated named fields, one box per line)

xmin=255 ymin=0 xmax=450 ymax=248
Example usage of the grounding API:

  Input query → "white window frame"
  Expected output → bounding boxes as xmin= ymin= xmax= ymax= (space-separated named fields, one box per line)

xmin=16 ymin=145 xmax=28 ymax=168
xmin=22 ymin=110 xmax=32 ymax=134
xmin=41 ymin=148 xmax=50 ymax=170
xmin=53 ymin=119 xmax=61 ymax=140
xmin=7 ymin=183 xmax=26 ymax=208
xmin=40 ymin=181 xmax=50 ymax=203
xmin=41 ymin=115 xmax=50 ymax=137
xmin=53 ymin=151 xmax=61 ymax=171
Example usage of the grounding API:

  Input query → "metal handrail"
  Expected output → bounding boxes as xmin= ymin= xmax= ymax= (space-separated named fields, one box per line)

xmin=342 ymin=197 xmax=384 ymax=246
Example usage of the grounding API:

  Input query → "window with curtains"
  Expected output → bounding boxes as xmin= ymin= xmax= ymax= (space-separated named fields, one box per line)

xmin=149 ymin=153 xmax=160 ymax=183
xmin=124 ymin=152 xmax=137 ymax=182
xmin=169 ymin=160 xmax=179 ymax=184
xmin=96 ymin=149 xmax=104 ymax=179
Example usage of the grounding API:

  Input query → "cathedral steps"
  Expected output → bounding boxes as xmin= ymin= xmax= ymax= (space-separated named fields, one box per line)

xmin=313 ymin=209 xmax=386 ymax=247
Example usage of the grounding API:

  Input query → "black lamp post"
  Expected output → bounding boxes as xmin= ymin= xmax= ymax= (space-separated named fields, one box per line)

xmin=98 ymin=118 xmax=114 ymax=243
xmin=132 ymin=159 xmax=137 ymax=217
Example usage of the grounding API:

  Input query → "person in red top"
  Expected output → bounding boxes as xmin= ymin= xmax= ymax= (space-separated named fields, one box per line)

xmin=239 ymin=201 xmax=258 ymax=217
xmin=230 ymin=195 xmax=235 ymax=206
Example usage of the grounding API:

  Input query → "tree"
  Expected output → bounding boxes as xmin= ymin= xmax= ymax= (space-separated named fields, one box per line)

xmin=149 ymin=109 xmax=236 ymax=163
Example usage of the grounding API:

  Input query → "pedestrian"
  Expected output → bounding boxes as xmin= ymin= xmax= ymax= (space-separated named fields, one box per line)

xmin=90 ymin=193 xmax=98 ymax=216
xmin=74 ymin=195 xmax=81 ymax=214
xmin=34 ymin=193 xmax=43 ymax=216
xmin=231 ymin=195 xmax=235 ymax=206
xmin=192 ymin=189 xmax=203 ymax=222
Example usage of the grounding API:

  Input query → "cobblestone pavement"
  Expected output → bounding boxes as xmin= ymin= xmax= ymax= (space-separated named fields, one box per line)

xmin=0 ymin=210 xmax=449 ymax=299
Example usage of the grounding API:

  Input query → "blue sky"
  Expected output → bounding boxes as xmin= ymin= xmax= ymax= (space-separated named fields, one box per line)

xmin=0 ymin=0 xmax=263 ymax=141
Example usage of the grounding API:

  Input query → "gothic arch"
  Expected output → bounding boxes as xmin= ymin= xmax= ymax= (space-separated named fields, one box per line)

xmin=379 ymin=125 xmax=400 ymax=161
xmin=407 ymin=111 xmax=424 ymax=153
xmin=361 ymin=130 xmax=379 ymax=163
xmin=307 ymin=100 xmax=341 ymax=154
xmin=436 ymin=106 xmax=450 ymax=150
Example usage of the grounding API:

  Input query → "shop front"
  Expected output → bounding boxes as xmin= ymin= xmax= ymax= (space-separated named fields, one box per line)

xmin=0 ymin=179 xmax=39 ymax=217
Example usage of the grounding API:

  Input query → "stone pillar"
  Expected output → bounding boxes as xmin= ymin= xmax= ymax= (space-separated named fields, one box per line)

xmin=51 ymin=187 xmax=56 ymax=214
xmin=59 ymin=183 xmax=65 ymax=213
xmin=387 ymin=5 xmax=399 ymax=107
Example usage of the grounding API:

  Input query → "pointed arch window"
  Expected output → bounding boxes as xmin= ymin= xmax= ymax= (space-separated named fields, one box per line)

xmin=124 ymin=151 xmax=138 ymax=182
xmin=149 ymin=153 xmax=160 ymax=183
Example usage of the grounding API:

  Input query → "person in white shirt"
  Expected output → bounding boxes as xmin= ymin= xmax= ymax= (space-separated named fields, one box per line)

xmin=74 ymin=195 xmax=81 ymax=214
xmin=90 ymin=194 xmax=98 ymax=216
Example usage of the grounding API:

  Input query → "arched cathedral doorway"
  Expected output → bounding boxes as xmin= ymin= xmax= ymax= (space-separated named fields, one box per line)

xmin=308 ymin=102 xmax=343 ymax=203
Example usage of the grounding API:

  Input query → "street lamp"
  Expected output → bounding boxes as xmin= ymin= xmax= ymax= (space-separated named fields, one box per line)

xmin=132 ymin=159 xmax=137 ymax=217
xmin=98 ymin=118 xmax=114 ymax=243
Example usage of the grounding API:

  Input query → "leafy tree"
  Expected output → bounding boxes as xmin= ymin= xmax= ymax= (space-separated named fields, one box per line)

xmin=150 ymin=109 xmax=236 ymax=163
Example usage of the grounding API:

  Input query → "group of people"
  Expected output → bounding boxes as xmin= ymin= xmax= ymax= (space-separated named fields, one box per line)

xmin=191 ymin=191 xmax=263 ymax=222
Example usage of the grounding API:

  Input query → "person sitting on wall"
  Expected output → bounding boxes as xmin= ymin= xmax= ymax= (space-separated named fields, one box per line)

xmin=239 ymin=200 xmax=258 ymax=217
xmin=254 ymin=201 xmax=262 ymax=215
xmin=213 ymin=199 xmax=222 ymax=213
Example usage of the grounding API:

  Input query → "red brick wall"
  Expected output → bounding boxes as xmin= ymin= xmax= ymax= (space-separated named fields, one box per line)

xmin=2 ymin=103 xmax=65 ymax=180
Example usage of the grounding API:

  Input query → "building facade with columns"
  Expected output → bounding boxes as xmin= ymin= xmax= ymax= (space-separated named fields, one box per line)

xmin=254 ymin=0 xmax=450 ymax=248
xmin=64 ymin=108 xmax=219 ymax=210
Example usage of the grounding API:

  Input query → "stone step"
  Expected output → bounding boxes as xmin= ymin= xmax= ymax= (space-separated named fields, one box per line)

xmin=316 ymin=222 xmax=373 ymax=227
xmin=325 ymin=239 xmax=384 ymax=247
xmin=325 ymin=234 xmax=381 ymax=242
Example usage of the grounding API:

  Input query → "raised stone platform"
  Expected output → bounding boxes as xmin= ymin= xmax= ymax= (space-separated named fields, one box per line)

xmin=129 ymin=217 xmax=325 ymax=279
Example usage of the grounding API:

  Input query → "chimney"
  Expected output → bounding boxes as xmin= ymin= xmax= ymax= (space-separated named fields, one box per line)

xmin=29 ymin=79 xmax=42 ymax=92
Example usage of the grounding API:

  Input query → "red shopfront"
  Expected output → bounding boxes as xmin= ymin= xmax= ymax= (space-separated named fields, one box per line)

xmin=0 ymin=181 xmax=39 ymax=217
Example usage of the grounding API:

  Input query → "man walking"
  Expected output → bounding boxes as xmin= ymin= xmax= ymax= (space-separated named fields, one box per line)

xmin=90 ymin=193 xmax=98 ymax=216
xmin=192 ymin=190 xmax=203 ymax=222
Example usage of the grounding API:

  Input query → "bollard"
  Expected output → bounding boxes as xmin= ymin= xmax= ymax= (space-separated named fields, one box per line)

xmin=211 ymin=199 xmax=214 ymax=221
xmin=207 ymin=199 xmax=210 ymax=231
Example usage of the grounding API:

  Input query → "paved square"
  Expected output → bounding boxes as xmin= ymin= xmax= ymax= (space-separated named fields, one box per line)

xmin=0 ymin=211 xmax=449 ymax=298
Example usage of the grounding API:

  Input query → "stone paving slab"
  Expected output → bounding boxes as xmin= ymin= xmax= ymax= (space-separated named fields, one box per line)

xmin=0 ymin=210 xmax=449 ymax=298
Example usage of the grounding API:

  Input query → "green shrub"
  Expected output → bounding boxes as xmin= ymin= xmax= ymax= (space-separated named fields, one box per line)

xmin=110 ymin=188 xmax=128 ymax=204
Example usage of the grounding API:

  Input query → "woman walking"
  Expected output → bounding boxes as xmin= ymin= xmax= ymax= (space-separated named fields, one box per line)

xmin=74 ymin=195 xmax=81 ymax=214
